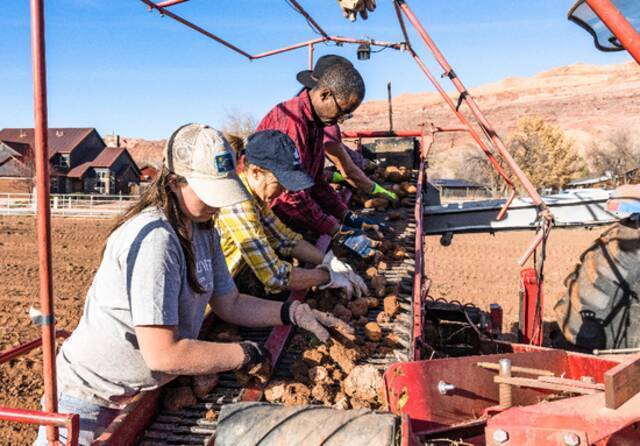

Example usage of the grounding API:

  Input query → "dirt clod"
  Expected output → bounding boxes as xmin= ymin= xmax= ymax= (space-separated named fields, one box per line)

xmin=282 ymin=383 xmax=311 ymax=406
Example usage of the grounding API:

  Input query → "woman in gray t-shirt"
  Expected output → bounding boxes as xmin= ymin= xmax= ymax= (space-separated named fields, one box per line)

xmin=35 ymin=124 xmax=352 ymax=445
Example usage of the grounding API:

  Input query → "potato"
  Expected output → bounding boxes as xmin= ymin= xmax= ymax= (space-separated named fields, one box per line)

xmin=383 ymin=295 xmax=400 ymax=317
xmin=332 ymin=304 xmax=353 ymax=322
xmin=364 ymin=197 xmax=390 ymax=209
xmin=364 ymin=322 xmax=383 ymax=342
xmin=402 ymin=182 xmax=417 ymax=194
xmin=163 ymin=385 xmax=197 ymax=412
xmin=349 ymin=298 xmax=369 ymax=318
xmin=192 ymin=374 xmax=219 ymax=399
xmin=370 ymin=275 xmax=386 ymax=290
xmin=387 ymin=210 xmax=402 ymax=221
xmin=392 ymin=246 xmax=407 ymax=260
xmin=384 ymin=166 xmax=403 ymax=183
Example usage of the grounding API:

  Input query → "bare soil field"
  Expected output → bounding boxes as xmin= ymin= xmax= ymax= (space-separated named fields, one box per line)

xmin=425 ymin=228 xmax=600 ymax=330
xmin=0 ymin=215 xmax=599 ymax=444
xmin=0 ymin=216 xmax=112 ymax=445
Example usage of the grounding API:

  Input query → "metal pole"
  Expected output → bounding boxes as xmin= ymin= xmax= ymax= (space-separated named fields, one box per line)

xmin=586 ymin=0 xmax=640 ymax=64
xmin=308 ymin=43 xmax=314 ymax=70
xmin=29 ymin=0 xmax=59 ymax=443
xmin=387 ymin=81 xmax=394 ymax=132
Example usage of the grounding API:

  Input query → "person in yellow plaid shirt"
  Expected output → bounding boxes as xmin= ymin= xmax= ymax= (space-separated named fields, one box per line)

xmin=217 ymin=130 xmax=367 ymax=298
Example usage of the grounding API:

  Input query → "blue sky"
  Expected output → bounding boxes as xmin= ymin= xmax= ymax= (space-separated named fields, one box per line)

xmin=0 ymin=0 xmax=632 ymax=139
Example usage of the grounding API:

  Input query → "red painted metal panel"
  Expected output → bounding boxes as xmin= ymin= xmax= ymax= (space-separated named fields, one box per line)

xmin=518 ymin=268 xmax=543 ymax=346
xmin=486 ymin=392 xmax=640 ymax=445
xmin=384 ymin=351 xmax=570 ymax=435
xmin=93 ymin=390 xmax=163 ymax=445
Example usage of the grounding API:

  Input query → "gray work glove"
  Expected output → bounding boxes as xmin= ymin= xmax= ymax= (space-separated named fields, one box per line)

xmin=282 ymin=300 xmax=354 ymax=343
xmin=322 ymin=250 xmax=368 ymax=298
xmin=337 ymin=0 xmax=376 ymax=21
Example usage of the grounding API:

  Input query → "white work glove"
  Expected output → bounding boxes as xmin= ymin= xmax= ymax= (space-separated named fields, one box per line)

xmin=337 ymin=0 xmax=376 ymax=21
xmin=322 ymin=250 xmax=368 ymax=298
xmin=284 ymin=300 xmax=354 ymax=343
xmin=317 ymin=264 xmax=355 ymax=299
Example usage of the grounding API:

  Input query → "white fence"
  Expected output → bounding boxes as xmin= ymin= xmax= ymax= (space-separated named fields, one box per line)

xmin=0 ymin=193 xmax=138 ymax=218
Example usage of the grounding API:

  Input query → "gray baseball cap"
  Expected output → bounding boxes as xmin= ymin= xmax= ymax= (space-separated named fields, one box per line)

xmin=163 ymin=123 xmax=249 ymax=207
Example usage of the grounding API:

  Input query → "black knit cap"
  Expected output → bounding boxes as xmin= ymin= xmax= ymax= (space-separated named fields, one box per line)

xmin=296 ymin=54 xmax=353 ymax=89
xmin=245 ymin=130 xmax=315 ymax=192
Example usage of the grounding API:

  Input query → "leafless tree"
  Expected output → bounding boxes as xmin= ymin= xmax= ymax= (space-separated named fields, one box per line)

xmin=589 ymin=128 xmax=640 ymax=185
xmin=221 ymin=109 xmax=258 ymax=138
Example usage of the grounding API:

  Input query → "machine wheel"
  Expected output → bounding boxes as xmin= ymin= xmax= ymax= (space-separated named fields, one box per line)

xmin=214 ymin=402 xmax=398 ymax=446
xmin=554 ymin=219 xmax=640 ymax=350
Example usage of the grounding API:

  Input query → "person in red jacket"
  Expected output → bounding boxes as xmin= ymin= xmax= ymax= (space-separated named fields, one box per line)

xmin=257 ymin=62 xmax=375 ymax=257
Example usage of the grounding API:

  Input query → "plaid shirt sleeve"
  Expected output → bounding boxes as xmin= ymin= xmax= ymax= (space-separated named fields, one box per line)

xmin=217 ymin=201 xmax=293 ymax=294
xmin=261 ymin=205 xmax=302 ymax=257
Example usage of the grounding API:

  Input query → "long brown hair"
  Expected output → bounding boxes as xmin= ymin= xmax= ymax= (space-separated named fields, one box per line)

xmin=107 ymin=166 xmax=207 ymax=293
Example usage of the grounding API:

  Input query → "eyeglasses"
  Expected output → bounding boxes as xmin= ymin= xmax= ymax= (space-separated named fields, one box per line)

xmin=330 ymin=91 xmax=353 ymax=123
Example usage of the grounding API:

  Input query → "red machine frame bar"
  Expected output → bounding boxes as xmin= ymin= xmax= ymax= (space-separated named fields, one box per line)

xmin=0 ymin=407 xmax=79 ymax=446
xmin=0 ymin=331 xmax=69 ymax=365
xmin=586 ymin=0 xmax=640 ymax=64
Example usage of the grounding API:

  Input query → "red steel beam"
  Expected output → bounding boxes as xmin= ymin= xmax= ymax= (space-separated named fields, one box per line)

xmin=0 ymin=407 xmax=79 ymax=446
xmin=395 ymin=0 xmax=544 ymax=209
xmin=286 ymin=0 xmax=329 ymax=38
xmin=29 ymin=0 xmax=60 ymax=444
xmin=156 ymin=0 xmax=189 ymax=8
xmin=586 ymin=0 xmax=640 ymax=64
xmin=412 ymin=140 xmax=426 ymax=361
xmin=0 ymin=331 xmax=70 ymax=365
xmin=141 ymin=0 xmax=253 ymax=59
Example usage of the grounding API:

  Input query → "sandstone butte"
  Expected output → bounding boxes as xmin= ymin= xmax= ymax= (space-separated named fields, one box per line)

xmin=107 ymin=61 xmax=640 ymax=168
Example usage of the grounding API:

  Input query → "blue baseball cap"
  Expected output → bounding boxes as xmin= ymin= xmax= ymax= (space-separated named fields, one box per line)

xmin=245 ymin=130 xmax=315 ymax=192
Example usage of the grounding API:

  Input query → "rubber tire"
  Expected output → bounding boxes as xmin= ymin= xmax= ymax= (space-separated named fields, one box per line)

xmin=215 ymin=402 xmax=398 ymax=446
xmin=554 ymin=219 xmax=640 ymax=350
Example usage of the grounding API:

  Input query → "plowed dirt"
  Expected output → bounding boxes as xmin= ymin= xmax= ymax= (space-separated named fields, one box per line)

xmin=0 ymin=215 xmax=598 ymax=444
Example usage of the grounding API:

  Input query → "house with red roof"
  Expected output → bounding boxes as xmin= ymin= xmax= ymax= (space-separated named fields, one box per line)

xmin=0 ymin=128 xmax=140 ymax=194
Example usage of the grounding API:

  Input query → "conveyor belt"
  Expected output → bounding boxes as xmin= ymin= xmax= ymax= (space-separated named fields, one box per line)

xmin=138 ymin=173 xmax=420 ymax=446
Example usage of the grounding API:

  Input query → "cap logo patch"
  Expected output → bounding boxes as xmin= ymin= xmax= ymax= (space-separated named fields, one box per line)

xmin=291 ymin=149 xmax=301 ymax=167
xmin=214 ymin=151 xmax=235 ymax=174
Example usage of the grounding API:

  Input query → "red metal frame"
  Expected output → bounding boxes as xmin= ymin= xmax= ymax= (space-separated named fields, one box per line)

xmin=17 ymin=1 xmax=638 ymax=444
xmin=518 ymin=268 xmax=544 ymax=346
xmin=0 ymin=407 xmax=80 ymax=446
xmin=586 ymin=0 xmax=640 ymax=64
xmin=139 ymin=0 xmax=553 ymax=264
xmin=385 ymin=348 xmax=635 ymax=445
xmin=0 ymin=331 xmax=69 ymax=365
xmin=0 ymin=0 xmax=75 ymax=444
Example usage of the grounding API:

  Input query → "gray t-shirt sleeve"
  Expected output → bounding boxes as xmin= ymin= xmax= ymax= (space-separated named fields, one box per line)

xmin=211 ymin=229 xmax=236 ymax=298
xmin=124 ymin=225 xmax=183 ymax=326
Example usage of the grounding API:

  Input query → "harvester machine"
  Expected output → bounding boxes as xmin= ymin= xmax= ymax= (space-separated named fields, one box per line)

xmin=2 ymin=1 xmax=640 ymax=445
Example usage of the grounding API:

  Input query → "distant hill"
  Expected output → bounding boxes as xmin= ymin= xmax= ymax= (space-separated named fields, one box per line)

xmin=343 ymin=61 xmax=640 ymax=156
xmin=115 ymin=61 xmax=640 ymax=168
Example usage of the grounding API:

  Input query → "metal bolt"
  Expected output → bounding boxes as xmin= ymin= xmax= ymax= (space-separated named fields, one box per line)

xmin=492 ymin=429 xmax=509 ymax=444
xmin=563 ymin=433 xmax=580 ymax=446
xmin=437 ymin=380 xmax=455 ymax=395
xmin=498 ymin=358 xmax=513 ymax=409
xmin=580 ymin=376 xmax=595 ymax=384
